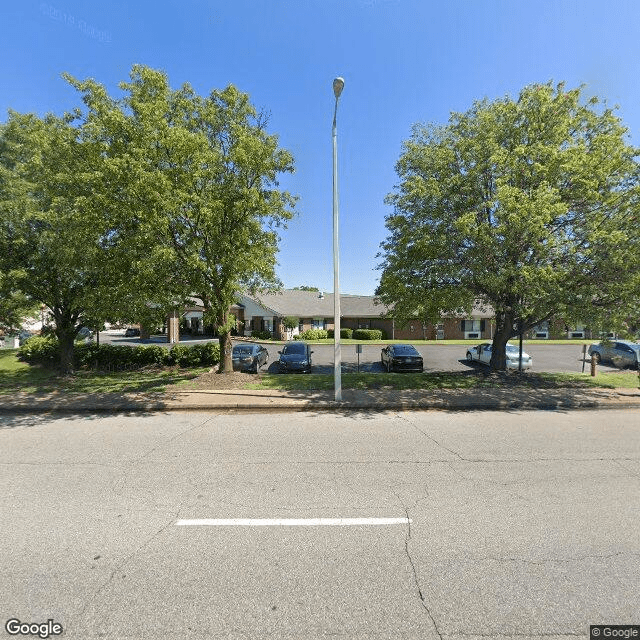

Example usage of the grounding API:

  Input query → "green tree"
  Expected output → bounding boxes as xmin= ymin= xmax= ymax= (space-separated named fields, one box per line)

xmin=0 ymin=278 xmax=37 ymax=335
xmin=0 ymin=111 xmax=120 ymax=370
xmin=282 ymin=315 xmax=299 ymax=339
xmin=66 ymin=65 xmax=296 ymax=372
xmin=378 ymin=82 xmax=640 ymax=369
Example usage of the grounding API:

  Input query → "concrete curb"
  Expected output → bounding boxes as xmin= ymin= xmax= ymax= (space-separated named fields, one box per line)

xmin=1 ymin=388 xmax=639 ymax=414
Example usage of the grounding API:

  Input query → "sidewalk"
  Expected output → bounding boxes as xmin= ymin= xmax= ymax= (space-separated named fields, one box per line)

xmin=1 ymin=386 xmax=640 ymax=413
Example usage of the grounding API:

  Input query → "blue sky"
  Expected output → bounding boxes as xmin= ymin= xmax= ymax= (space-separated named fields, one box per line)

xmin=3 ymin=0 xmax=640 ymax=295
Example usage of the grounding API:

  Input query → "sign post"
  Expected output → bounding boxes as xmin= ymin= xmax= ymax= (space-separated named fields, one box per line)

xmin=356 ymin=344 xmax=362 ymax=373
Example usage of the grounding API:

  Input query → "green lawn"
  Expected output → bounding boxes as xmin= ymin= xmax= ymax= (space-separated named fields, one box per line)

xmin=241 ymin=370 xmax=639 ymax=391
xmin=1 ymin=348 xmax=637 ymax=394
xmin=0 ymin=349 xmax=209 ymax=394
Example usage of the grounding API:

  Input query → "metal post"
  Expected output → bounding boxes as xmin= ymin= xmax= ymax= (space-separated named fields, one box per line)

xmin=332 ymin=77 xmax=344 ymax=402
xmin=518 ymin=321 xmax=523 ymax=372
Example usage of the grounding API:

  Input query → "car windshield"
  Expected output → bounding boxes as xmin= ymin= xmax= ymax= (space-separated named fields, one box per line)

xmin=283 ymin=343 xmax=306 ymax=354
xmin=233 ymin=346 xmax=253 ymax=356
xmin=392 ymin=345 xmax=419 ymax=355
xmin=505 ymin=344 xmax=521 ymax=353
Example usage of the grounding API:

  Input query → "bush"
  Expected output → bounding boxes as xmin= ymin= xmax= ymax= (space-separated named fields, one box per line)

xmin=251 ymin=330 xmax=272 ymax=340
xmin=352 ymin=329 xmax=384 ymax=340
xmin=326 ymin=328 xmax=353 ymax=339
xmin=297 ymin=329 xmax=328 ymax=340
xmin=19 ymin=337 xmax=219 ymax=370
xmin=17 ymin=336 xmax=59 ymax=365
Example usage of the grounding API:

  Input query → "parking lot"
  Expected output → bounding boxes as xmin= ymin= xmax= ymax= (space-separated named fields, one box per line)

xmin=256 ymin=342 xmax=618 ymax=374
xmin=97 ymin=332 xmax=626 ymax=375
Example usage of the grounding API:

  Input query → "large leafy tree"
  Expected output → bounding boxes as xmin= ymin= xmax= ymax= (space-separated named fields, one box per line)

xmin=66 ymin=65 xmax=296 ymax=371
xmin=0 ymin=111 xmax=121 ymax=371
xmin=378 ymin=82 xmax=640 ymax=369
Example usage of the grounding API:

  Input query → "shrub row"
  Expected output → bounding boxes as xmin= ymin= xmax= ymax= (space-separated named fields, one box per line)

xmin=17 ymin=336 xmax=220 ymax=370
xmin=250 ymin=330 xmax=273 ymax=340
xmin=326 ymin=328 xmax=353 ymax=339
xmin=352 ymin=329 xmax=386 ymax=340
xmin=295 ymin=329 xmax=328 ymax=340
xmin=293 ymin=328 xmax=385 ymax=340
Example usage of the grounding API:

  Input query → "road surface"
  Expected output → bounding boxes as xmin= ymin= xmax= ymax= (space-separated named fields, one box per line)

xmin=2 ymin=409 xmax=639 ymax=638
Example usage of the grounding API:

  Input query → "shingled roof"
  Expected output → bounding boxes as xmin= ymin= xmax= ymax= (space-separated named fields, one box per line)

xmin=244 ymin=290 xmax=390 ymax=317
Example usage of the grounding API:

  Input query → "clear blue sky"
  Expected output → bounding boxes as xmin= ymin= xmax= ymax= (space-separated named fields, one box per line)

xmin=3 ymin=0 xmax=640 ymax=295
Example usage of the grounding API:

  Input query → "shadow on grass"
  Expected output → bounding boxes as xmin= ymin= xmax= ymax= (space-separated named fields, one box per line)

xmin=231 ymin=362 xmax=637 ymax=417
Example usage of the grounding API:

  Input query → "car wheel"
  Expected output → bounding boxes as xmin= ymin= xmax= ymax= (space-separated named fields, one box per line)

xmin=466 ymin=352 xmax=473 ymax=362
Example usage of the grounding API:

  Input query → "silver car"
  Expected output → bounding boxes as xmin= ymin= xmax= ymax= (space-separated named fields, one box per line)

xmin=588 ymin=340 xmax=640 ymax=369
xmin=466 ymin=342 xmax=533 ymax=370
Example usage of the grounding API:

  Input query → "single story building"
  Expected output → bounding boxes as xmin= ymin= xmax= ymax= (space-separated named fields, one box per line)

xmin=171 ymin=290 xmax=598 ymax=342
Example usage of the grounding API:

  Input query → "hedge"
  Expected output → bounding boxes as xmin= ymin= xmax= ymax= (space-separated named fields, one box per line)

xmin=295 ymin=329 xmax=328 ymax=340
xmin=327 ymin=328 xmax=353 ymax=339
xmin=17 ymin=337 xmax=220 ymax=370
xmin=250 ymin=330 xmax=273 ymax=340
xmin=352 ymin=329 xmax=385 ymax=340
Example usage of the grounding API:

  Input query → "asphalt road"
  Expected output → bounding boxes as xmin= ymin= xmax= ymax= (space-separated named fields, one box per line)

xmin=2 ymin=409 xmax=639 ymax=639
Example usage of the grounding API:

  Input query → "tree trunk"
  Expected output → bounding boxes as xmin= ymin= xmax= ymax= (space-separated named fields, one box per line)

xmin=490 ymin=311 xmax=515 ymax=371
xmin=217 ymin=329 xmax=233 ymax=373
xmin=55 ymin=322 xmax=77 ymax=373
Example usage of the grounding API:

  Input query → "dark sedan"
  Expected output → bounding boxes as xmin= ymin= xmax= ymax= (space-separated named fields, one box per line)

xmin=232 ymin=344 xmax=269 ymax=373
xmin=278 ymin=341 xmax=313 ymax=373
xmin=381 ymin=344 xmax=424 ymax=372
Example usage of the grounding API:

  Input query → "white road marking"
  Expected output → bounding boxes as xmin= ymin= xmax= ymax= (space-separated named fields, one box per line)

xmin=175 ymin=517 xmax=411 ymax=526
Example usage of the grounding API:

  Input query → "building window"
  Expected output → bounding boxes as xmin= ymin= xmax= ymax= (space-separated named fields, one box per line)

xmin=462 ymin=319 xmax=483 ymax=332
xmin=312 ymin=317 xmax=324 ymax=330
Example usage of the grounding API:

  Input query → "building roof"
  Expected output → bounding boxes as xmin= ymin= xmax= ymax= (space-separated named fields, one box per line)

xmin=244 ymin=290 xmax=390 ymax=318
xmin=244 ymin=290 xmax=494 ymax=319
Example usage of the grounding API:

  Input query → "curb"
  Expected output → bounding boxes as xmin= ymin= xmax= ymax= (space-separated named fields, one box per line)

xmin=2 ymin=398 xmax=640 ymax=414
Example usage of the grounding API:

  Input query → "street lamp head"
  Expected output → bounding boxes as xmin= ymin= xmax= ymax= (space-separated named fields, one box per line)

xmin=333 ymin=77 xmax=345 ymax=99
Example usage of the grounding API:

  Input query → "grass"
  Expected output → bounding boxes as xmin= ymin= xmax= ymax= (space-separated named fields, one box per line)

xmin=0 ymin=349 xmax=209 ymax=394
xmin=242 ymin=370 xmax=640 ymax=391
xmin=1 ymin=348 xmax=637 ymax=394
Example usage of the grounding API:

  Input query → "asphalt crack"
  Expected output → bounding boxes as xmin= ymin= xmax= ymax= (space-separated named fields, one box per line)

xmin=73 ymin=510 xmax=180 ymax=629
xmin=396 ymin=494 xmax=443 ymax=640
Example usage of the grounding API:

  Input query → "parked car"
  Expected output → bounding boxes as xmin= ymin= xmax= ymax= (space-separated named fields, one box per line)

xmin=278 ymin=341 xmax=313 ymax=373
xmin=232 ymin=343 xmax=269 ymax=373
xmin=124 ymin=327 xmax=140 ymax=337
xmin=466 ymin=342 xmax=533 ymax=370
xmin=77 ymin=327 xmax=94 ymax=339
xmin=381 ymin=344 xmax=424 ymax=373
xmin=588 ymin=340 xmax=640 ymax=369
xmin=18 ymin=331 xmax=34 ymax=346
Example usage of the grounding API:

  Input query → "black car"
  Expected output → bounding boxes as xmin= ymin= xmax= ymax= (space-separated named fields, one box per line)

xmin=381 ymin=344 xmax=424 ymax=372
xmin=124 ymin=327 xmax=140 ymax=337
xmin=232 ymin=344 xmax=269 ymax=373
xmin=278 ymin=341 xmax=313 ymax=373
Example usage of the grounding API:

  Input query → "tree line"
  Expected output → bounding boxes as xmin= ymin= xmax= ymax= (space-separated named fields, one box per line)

xmin=3 ymin=74 xmax=639 ymax=373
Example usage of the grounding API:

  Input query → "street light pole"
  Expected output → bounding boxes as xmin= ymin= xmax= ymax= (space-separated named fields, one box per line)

xmin=332 ymin=77 xmax=344 ymax=402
